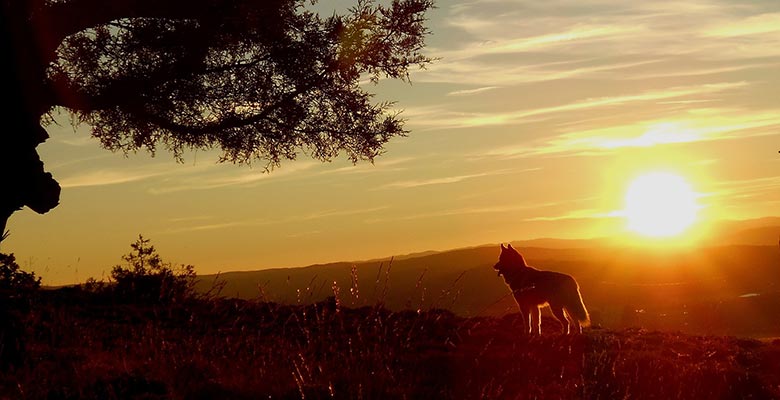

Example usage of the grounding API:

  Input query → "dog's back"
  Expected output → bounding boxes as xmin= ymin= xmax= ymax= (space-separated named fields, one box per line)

xmin=508 ymin=268 xmax=589 ymax=324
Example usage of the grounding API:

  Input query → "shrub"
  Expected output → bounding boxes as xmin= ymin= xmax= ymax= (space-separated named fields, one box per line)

xmin=0 ymin=253 xmax=39 ymax=370
xmin=0 ymin=253 xmax=41 ymax=293
xmin=109 ymin=235 xmax=195 ymax=304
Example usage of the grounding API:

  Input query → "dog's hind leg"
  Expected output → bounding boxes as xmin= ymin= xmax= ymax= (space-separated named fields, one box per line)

xmin=550 ymin=305 xmax=570 ymax=335
xmin=530 ymin=306 xmax=542 ymax=336
xmin=570 ymin=311 xmax=582 ymax=334
xmin=515 ymin=295 xmax=532 ymax=335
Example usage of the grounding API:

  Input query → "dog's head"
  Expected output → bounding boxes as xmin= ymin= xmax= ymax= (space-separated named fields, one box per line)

xmin=493 ymin=243 xmax=526 ymax=277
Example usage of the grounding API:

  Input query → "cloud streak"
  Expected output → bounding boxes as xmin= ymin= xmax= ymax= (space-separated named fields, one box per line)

xmin=704 ymin=12 xmax=780 ymax=38
xmin=479 ymin=106 xmax=780 ymax=159
xmin=524 ymin=209 xmax=622 ymax=222
xmin=447 ymin=86 xmax=499 ymax=96
xmin=413 ymin=0 xmax=780 ymax=92
xmin=377 ymin=172 xmax=498 ymax=190
xmin=364 ymin=197 xmax=592 ymax=224
xmin=148 ymin=161 xmax=321 ymax=194
xmin=59 ymin=167 xmax=170 ymax=188
xmin=161 ymin=206 xmax=390 ymax=234
xmin=408 ymin=81 xmax=749 ymax=130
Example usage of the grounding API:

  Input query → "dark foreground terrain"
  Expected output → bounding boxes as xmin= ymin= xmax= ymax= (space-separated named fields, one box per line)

xmin=2 ymin=290 xmax=780 ymax=400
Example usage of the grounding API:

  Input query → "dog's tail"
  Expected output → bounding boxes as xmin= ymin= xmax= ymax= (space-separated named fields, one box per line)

xmin=568 ymin=284 xmax=591 ymax=327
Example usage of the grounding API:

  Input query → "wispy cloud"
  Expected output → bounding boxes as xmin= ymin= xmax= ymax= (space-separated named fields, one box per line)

xmin=316 ymin=156 xmax=418 ymax=176
xmin=625 ymin=61 xmax=780 ymax=80
xmin=414 ymin=0 xmax=780 ymax=90
xmin=702 ymin=174 xmax=780 ymax=217
xmin=710 ymin=176 xmax=780 ymax=198
xmin=438 ymin=24 xmax=637 ymax=60
xmin=374 ymin=166 xmax=538 ymax=190
xmin=365 ymin=204 xmax=533 ymax=224
xmin=409 ymin=82 xmax=748 ymax=130
xmin=377 ymin=172 xmax=498 ymax=190
xmin=419 ymin=57 xmax=662 ymax=87
xmin=51 ymin=135 xmax=96 ymax=147
xmin=524 ymin=209 xmax=622 ymax=222
xmin=60 ymin=157 xmax=324 ymax=192
xmin=476 ymin=105 xmax=780 ymax=159
xmin=165 ymin=215 xmax=214 ymax=223
xmin=447 ymin=86 xmax=499 ymax=96
xmin=59 ymin=167 xmax=169 ymax=188
xmin=364 ymin=197 xmax=591 ymax=224
xmin=161 ymin=206 xmax=389 ymax=234
xmin=294 ymin=207 xmax=390 ymax=221
xmin=704 ymin=12 xmax=780 ymax=37
xmin=148 ymin=161 xmax=321 ymax=194
xmin=164 ymin=221 xmax=249 ymax=234
xmin=500 ymin=82 xmax=747 ymax=123
xmin=47 ymin=154 xmax=113 ymax=170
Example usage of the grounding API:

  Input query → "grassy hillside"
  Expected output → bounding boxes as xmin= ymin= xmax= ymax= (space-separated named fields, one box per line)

xmin=196 ymin=243 xmax=780 ymax=337
xmin=2 ymin=292 xmax=779 ymax=399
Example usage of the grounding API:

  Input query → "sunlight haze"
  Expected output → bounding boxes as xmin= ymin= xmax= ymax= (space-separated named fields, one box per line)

xmin=4 ymin=0 xmax=780 ymax=285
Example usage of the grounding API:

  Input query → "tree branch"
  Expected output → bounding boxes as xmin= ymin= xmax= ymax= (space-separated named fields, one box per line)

xmin=39 ymin=0 xmax=289 ymax=50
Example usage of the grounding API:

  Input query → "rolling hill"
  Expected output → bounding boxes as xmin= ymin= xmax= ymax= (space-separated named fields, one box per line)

xmin=194 ymin=218 xmax=780 ymax=336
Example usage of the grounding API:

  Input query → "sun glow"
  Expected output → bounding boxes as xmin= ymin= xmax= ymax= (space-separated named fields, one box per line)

xmin=624 ymin=172 xmax=700 ymax=237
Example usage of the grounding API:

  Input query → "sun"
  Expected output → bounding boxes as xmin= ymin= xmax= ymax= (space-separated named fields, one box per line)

xmin=624 ymin=172 xmax=700 ymax=237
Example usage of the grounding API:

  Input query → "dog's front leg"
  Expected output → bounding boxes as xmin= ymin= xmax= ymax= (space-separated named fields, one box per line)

xmin=516 ymin=299 xmax=532 ymax=335
xmin=522 ymin=308 xmax=532 ymax=335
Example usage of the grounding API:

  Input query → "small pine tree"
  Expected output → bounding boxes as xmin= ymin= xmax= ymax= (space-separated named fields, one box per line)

xmin=110 ymin=235 xmax=195 ymax=304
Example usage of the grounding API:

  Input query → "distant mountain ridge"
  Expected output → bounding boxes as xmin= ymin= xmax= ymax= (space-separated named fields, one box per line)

xmin=337 ymin=217 xmax=780 ymax=266
xmin=341 ymin=238 xmax=611 ymax=266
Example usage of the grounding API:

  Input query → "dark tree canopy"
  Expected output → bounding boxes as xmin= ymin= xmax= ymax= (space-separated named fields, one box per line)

xmin=0 ymin=0 xmax=434 ymax=237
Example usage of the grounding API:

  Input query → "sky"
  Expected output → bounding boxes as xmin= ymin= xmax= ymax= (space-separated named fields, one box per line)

xmin=4 ymin=0 xmax=780 ymax=285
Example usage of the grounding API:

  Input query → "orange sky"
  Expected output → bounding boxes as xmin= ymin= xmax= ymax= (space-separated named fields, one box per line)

xmin=4 ymin=0 xmax=780 ymax=285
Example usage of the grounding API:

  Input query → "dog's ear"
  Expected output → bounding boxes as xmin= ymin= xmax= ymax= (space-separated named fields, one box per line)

xmin=500 ymin=243 xmax=506 ymax=250
xmin=508 ymin=243 xmax=514 ymax=249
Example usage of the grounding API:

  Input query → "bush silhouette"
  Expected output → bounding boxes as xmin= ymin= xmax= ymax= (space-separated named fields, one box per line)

xmin=0 ymin=253 xmax=41 ymax=293
xmin=109 ymin=235 xmax=195 ymax=304
xmin=0 ymin=253 xmax=39 ymax=370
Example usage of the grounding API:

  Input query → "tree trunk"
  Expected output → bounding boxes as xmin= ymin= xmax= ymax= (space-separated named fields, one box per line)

xmin=0 ymin=210 xmax=10 ymax=243
xmin=1 ymin=2 xmax=62 ymax=240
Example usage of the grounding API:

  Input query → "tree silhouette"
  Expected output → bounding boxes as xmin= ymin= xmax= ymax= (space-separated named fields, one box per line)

xmin=110 ymin=235 xmax=196 ymax=303
xmin=0 ymin=253 xmax=41 ymax=293
xmin=0 ymin=0 xmax=434 ymax=238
